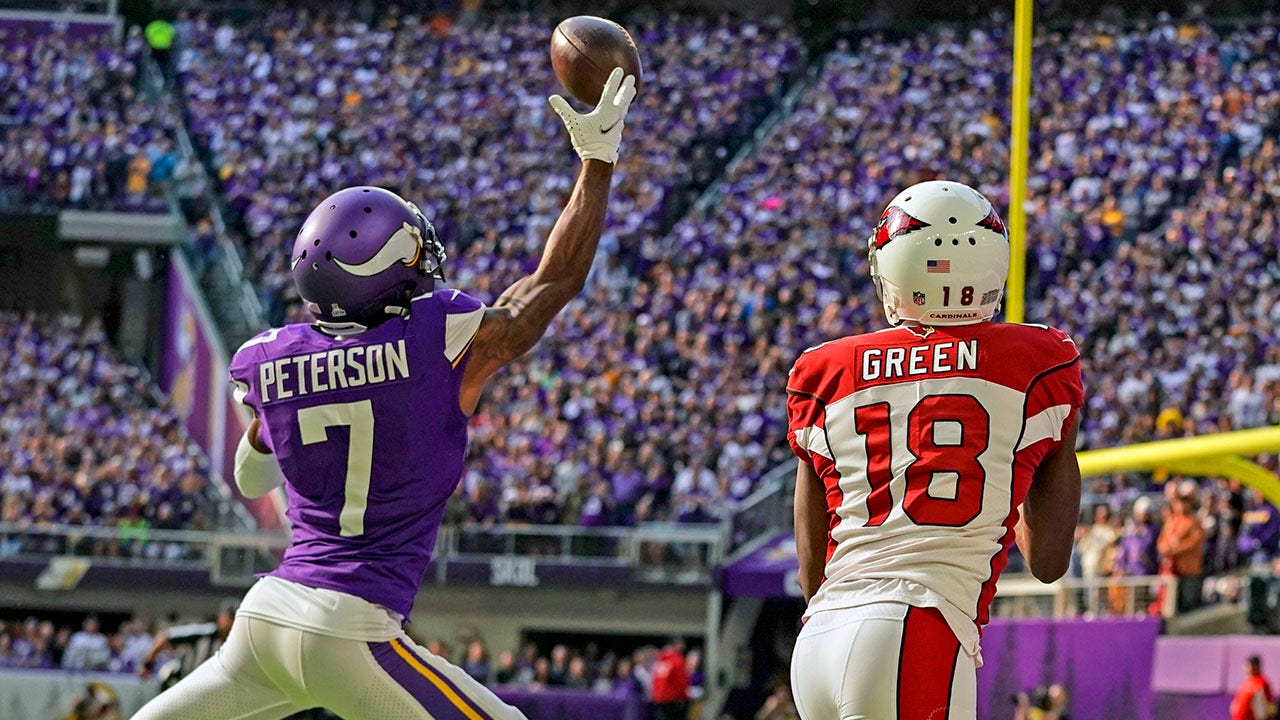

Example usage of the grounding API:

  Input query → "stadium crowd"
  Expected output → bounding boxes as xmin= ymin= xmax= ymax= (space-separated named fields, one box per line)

xmin=3 ymin=9 xmax=1279 ymax=565
xmin=173 ymin=9 xmax=801 ymax=327
xmin=448 ymin=18 xmax=1280 ymax=530
xmin=170 ymin=7 xmax=801 ymax=525
xmin=0 ymin=614 xmax=153 ymax=673
xmin=0 ymin=21 xmax=176 ymax=211
xmin=0 ymin=610 xmax=704 ymax=710
xmin=0 ymin=314 xmax=218 ymax=558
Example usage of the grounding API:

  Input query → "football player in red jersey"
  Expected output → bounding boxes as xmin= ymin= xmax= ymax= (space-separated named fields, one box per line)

xmin=786 ymin=181 xmax=1083 ymax=720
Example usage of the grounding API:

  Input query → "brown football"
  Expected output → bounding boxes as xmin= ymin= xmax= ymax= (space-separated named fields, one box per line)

xmin=550 ymin=16 xmax=643 ymax=107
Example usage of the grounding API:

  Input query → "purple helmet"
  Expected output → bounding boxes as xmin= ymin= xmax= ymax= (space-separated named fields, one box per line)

xmin=291 ymin=186 xmax=446 ymax=333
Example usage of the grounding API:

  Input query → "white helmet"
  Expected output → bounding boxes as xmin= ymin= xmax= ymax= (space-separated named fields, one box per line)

xmin=867 ymin=180 xmax=1010 ymax=326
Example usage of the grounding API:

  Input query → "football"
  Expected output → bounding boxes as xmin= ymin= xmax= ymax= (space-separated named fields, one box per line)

xmin=550 ymin=16 xmax=643 ymax=107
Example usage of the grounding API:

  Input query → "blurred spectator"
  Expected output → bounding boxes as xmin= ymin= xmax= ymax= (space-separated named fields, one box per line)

xmin=140 ymin=602 xmax=235 ymax=688
xmin=1231 ymin=655 xmax=1275 ymax=720
xmin=1077 ymin=505 xmax=1119 ymax=581
xmin=651 ymin=637 xmax=690 ymax=720
xmin=62 ymin=681 xmax=123 ymax=720
xmin=566 ymin=656 xmax=590 ymax=689
xmin=1014 ymin=683 xmax=1071 ymax=720
xmin=461 ymin=639 xmax=491 ymax=685
xmin=548 ymin=644 xmax=570 ymax=686
xmin=1113 ymin=497 xmax=1159 ymax=577
xmin=1238 ymin=491 xmax=1280 ymax=567
xmin=755 ymin=679 xmax=799 ymax=720
xmin=62 ymin=617 xmax=110 ymax=671
xmin=1158 ymin=494 xmax=1207 ymax=612
xmin=493 ymin=650 xmax=517 ymax=685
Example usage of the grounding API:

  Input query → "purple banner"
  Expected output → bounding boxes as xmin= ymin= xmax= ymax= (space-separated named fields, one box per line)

xmin=442 ymin=557 xmax=633 ymax=588
xmin=977 ymin=617 xmax=1160 ymax=720
xmin=161 ymin=258 xmax=281 ymax=530
xmin=717 ymin=532 xmax=801 ymax=598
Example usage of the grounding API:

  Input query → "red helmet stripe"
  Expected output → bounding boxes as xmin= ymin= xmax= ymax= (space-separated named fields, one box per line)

xmin=874 ymin=206 xmax=930 ymax=248
xmin=977 ymin=206 xmax=1008 ymax=238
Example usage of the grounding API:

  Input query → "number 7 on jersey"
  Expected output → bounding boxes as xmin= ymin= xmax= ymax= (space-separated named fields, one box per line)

xmin=297 ymin=400 xmax=375 ymax=537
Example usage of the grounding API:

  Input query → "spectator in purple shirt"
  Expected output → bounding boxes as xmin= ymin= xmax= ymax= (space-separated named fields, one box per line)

xmin=1239 ymin=490 xmax=1280 ymax=565
xmin=1114 ymin=497 xmax=1160 ymax=577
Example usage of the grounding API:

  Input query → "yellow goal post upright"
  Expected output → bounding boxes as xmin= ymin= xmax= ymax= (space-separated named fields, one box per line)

xmin=1002 ymin=5 xmax=1280 ymax=503
xmin=1006 ymin=0 xmax=1034 ymax=324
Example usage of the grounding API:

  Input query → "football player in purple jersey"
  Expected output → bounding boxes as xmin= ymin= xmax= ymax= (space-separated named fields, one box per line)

xmin=133 ymin=69 xmax=637 ymax=720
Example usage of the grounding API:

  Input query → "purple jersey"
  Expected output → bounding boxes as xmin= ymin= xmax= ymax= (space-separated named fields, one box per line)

xmin=229 ymin=290 xmax=486 ymax=617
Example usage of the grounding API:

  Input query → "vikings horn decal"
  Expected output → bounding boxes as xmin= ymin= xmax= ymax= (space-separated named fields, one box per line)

xmin=874 ymin=206 xmax=930 ymax=248
xmin=977 ymin=206 xmax=1009 ymax=239
xmin=333 ymin=222 xmax=423 ymax=277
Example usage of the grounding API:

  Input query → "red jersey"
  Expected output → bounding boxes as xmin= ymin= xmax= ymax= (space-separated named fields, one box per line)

xmin=786 ymin=322 xmax=1084 ymax=656
xmin=1232 ymin=673 xmax=1274 ymax=720
xmin=650 ymin=649 xmax=689 ymax=703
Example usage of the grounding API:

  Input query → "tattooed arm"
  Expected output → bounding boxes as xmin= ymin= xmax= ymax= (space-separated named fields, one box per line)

xmin=458 ymin=160 xmax=614 ymax=414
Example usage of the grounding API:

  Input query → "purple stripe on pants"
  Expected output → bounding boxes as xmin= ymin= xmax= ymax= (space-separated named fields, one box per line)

xmin=391 ymin=639 xmax=497 ymax=720
xmin=368 ymin=641 xmax=474 ymax=720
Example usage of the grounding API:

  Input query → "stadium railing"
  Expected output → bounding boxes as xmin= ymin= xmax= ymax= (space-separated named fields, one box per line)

xmin=0 ymin=521 xmax=730 ymax=588
xmin=991 ymin=574 xmax=1177 ymax=620
xmin=138 ymin=51 xmax=267 ymax=351
xmin=727 ymin=462 xmax=792 ymax=552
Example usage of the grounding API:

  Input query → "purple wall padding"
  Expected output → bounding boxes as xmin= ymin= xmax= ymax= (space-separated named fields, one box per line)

xmin=1149 ymin=635 xmax=1280 ymax=720
xmin=1152 ymin=637 xmax=1228 ymax=693
xmin=977 ymin=617 xmax=1160 ymax=720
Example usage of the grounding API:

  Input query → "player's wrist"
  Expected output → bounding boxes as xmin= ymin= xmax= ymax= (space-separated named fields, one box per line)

xmin=577 ymin=146 xmax=619 ymax=164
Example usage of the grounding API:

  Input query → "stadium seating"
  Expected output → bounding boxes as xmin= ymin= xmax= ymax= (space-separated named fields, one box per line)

xmin=0 ymin=610 xmax=691 ymax=707
xmin=0 ymin=23 xmax=175 ymax=211
xmin=166 ymin=14 xmax=1280 ymax=531
xmin=174 ymin=9 xmax=801 ymax=326
xmin=4 ymin=10 xmax=1277 ymax=551
xmin=0 ymin=314 xmax=217 ymax=552
xmin=174 ymin=9 xmax=802 ymax=524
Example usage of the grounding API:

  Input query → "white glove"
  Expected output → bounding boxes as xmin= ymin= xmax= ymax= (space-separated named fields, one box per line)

xmin=548 ymin=67 xmax=638 ymax=164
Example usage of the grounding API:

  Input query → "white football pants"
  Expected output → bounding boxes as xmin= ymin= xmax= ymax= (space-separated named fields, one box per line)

xmin=132 ymin=579 xmax=524 ymax=720
xmin=791 ymin=602 xmax=977 ymax=720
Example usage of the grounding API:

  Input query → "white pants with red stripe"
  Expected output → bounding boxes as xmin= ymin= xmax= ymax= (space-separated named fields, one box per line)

xmin=132 ymin=578 xmax=524 ymax=720
xmin=791 ymin=602 xmax=977 ymax=720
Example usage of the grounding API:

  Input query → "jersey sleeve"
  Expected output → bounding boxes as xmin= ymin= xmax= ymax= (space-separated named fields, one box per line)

xmin=228 ymin=328 xmax=277 ymax=449
xmin=415 ymin=289 xmax=486 ymax=369
xmin=786 ymin=346 xmax=836 ymax=464
xmin=1016 ymin=327 xmax=1084 ymax=454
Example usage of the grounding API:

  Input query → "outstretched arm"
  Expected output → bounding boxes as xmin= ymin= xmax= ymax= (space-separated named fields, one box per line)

xmin=460 ymin=69 xmax=637 ymax=414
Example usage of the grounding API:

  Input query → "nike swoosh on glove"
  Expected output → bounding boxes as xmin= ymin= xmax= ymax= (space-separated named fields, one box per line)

xmin=548 ymin=67 xmax=638 ymax=164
